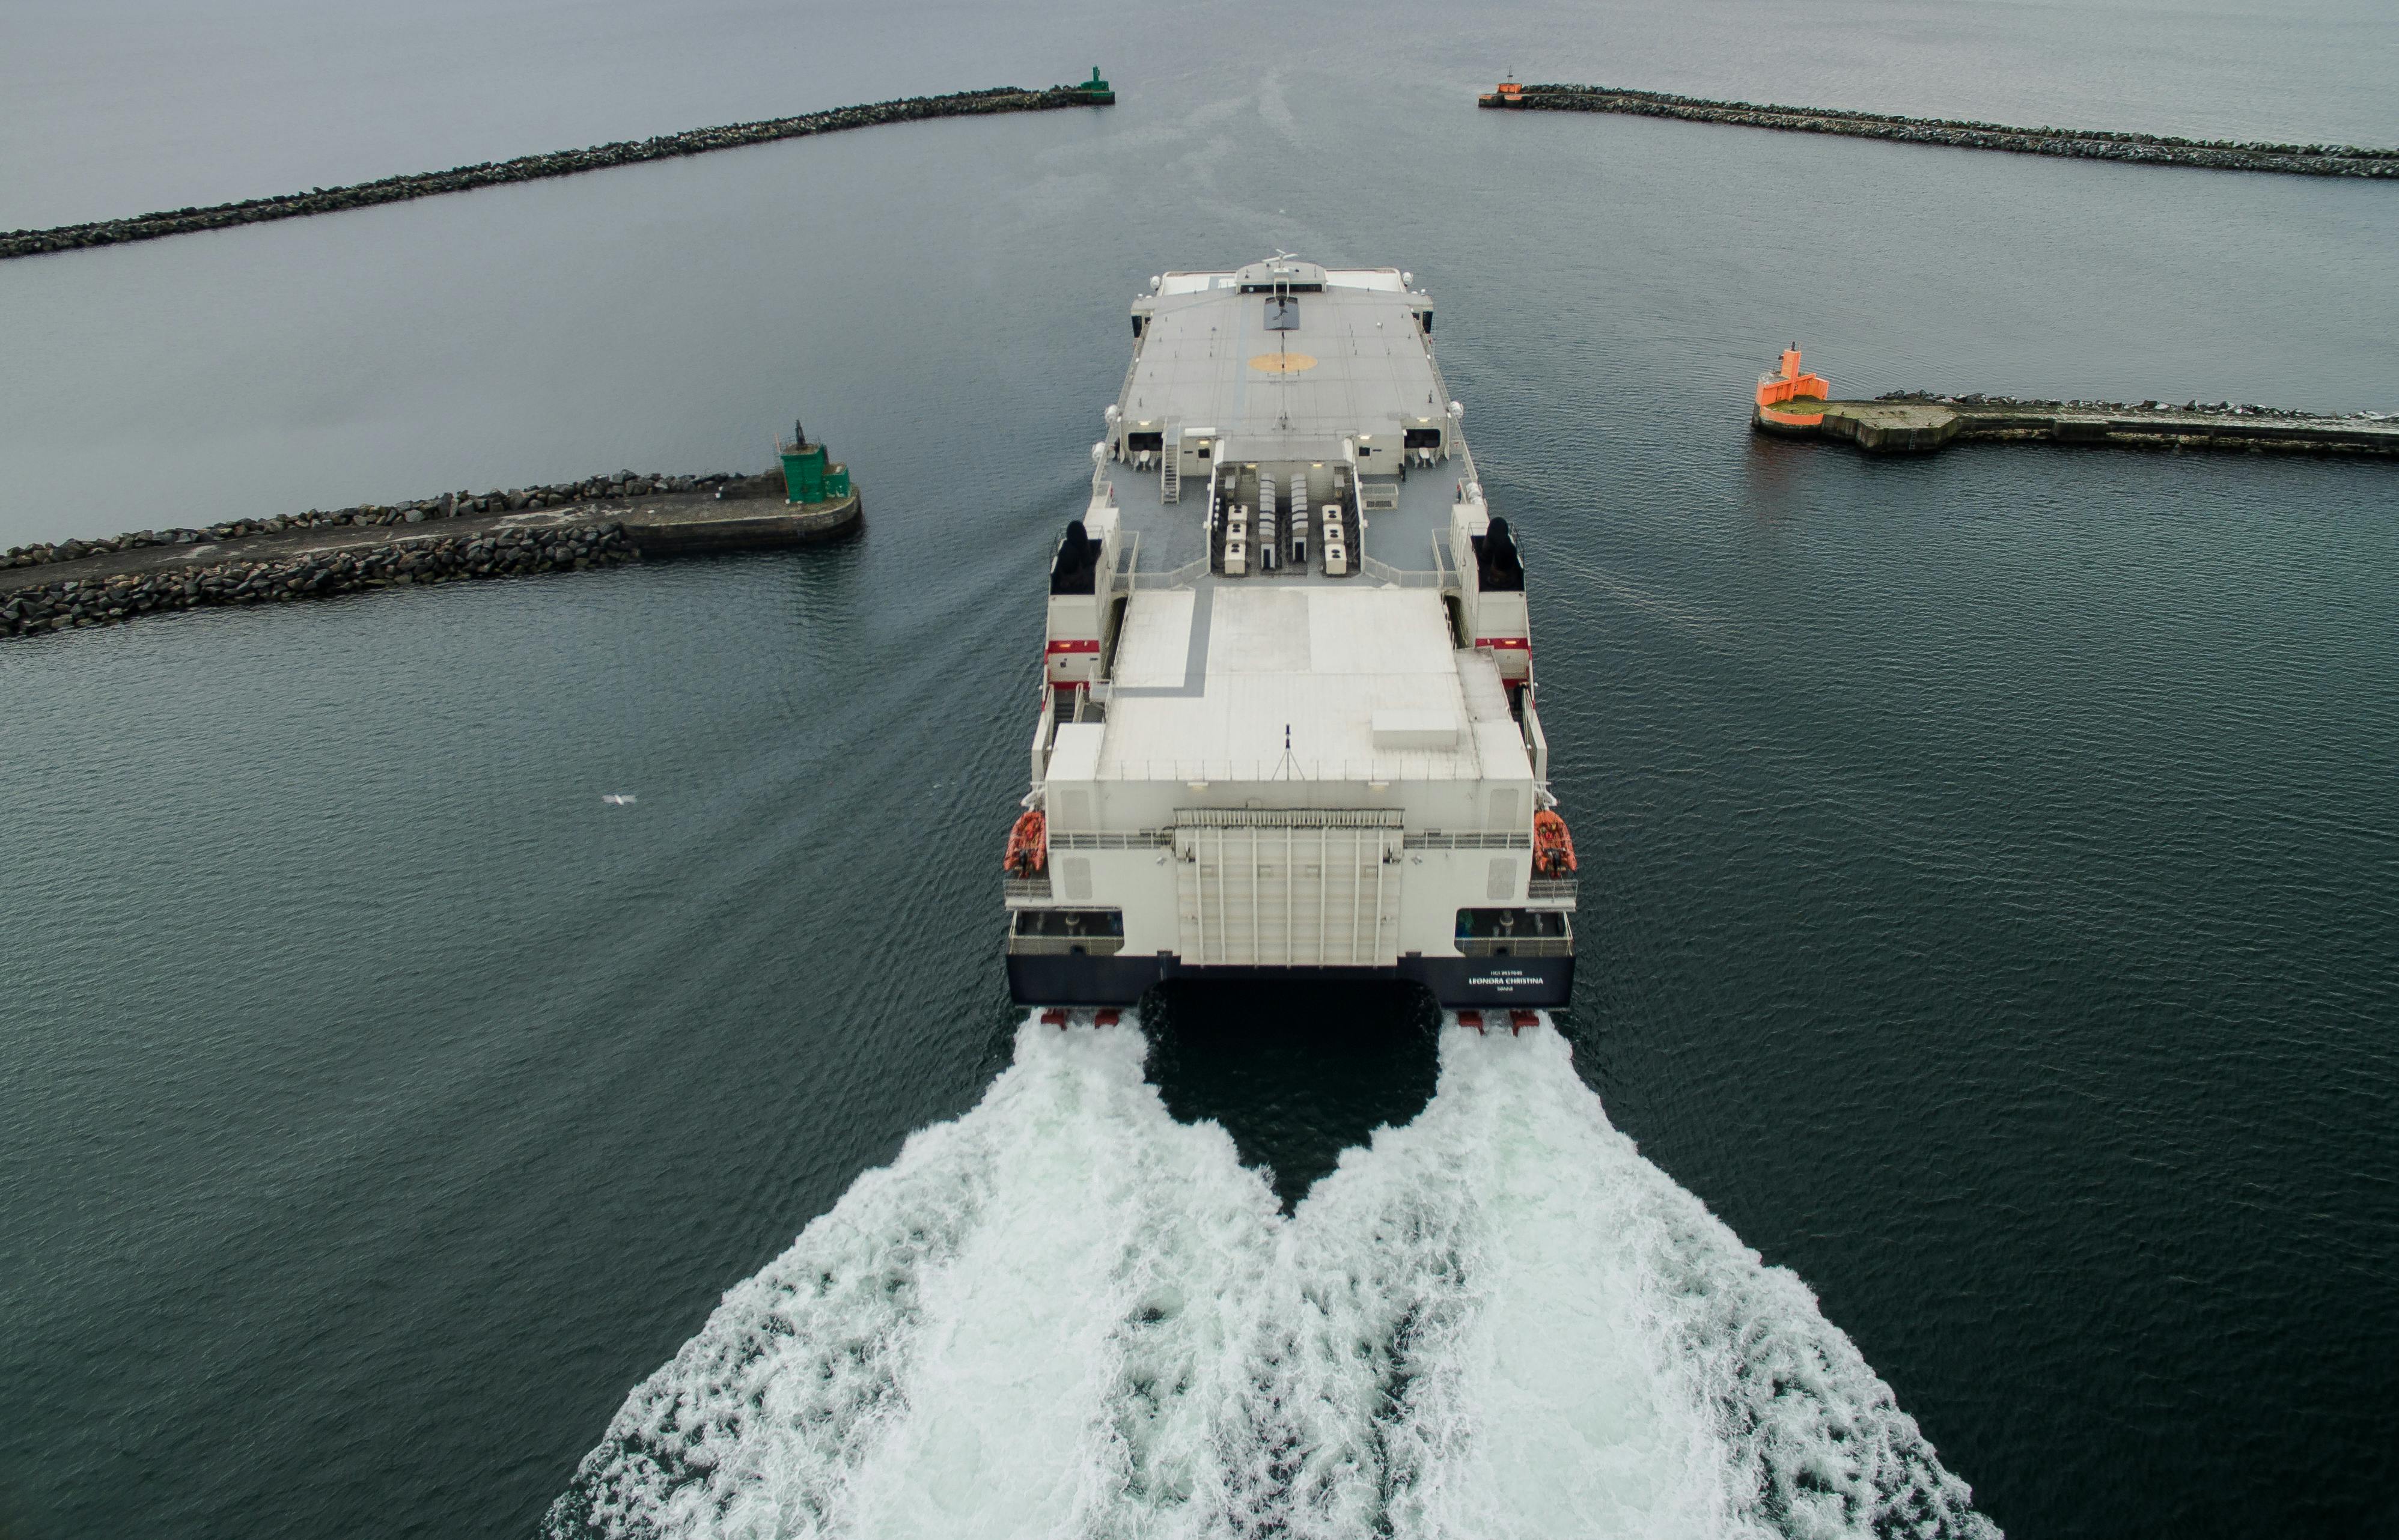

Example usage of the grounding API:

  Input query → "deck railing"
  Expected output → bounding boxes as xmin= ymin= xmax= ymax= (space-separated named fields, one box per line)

xmin=1359 ymin=554 xmax=1441 ymax=588
xmin=1005 ymin=933 xmax=1126 ymax=957
xmin=1130 ymin=556 xmax=1209 ymax=588
xmin=1457 ymin=934 xmax=1572 ymax=957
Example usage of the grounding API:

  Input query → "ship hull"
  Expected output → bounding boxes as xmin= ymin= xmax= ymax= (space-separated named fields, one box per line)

xmin=1008 ymin=951 xmax=1574 ymax=1008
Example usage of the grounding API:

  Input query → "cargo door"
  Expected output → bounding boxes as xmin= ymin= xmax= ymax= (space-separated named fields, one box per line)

xmin=1172 ymin=811 xmax=1403 ymax=967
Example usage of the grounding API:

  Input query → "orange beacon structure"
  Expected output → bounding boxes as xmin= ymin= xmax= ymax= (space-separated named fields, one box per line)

xmin=1754 ymin=345 xmax=1831 ymax=433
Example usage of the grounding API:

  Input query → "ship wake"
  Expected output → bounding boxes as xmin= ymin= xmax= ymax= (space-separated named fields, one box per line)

xmin=545 ymin=1018 xmax=1998 ymax=1539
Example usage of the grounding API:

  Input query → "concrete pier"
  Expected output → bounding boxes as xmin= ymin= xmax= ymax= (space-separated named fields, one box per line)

xmin=1 ymin=472 xmax=861 ymax=641
xmin=1760 ymin=397 xmax=2399 ymax=458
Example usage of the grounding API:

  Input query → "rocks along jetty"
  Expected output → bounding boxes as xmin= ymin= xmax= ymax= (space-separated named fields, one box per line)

xmin=1 ymin=79 xmax=1114 ymax=261
xmin=0 ymin=469 xmax=858 ymax=642
xmin=1769 ymin=395 xmax=2399 ymax=458
xmin=1483 ymin=84 xmax=2399 ymax=178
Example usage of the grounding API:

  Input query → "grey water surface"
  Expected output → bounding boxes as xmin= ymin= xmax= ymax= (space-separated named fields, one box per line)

xmin=3 ymin=1 xmax=2396 ymax=1536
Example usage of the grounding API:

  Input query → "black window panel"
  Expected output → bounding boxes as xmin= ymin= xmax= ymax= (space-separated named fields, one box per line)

xmin=1126 ymin=431 xmax=1165 ymax=452
xmin=1265 ymin=295 xmax=1300 ymax=330
xmin=1404 ymin=427 xmax=1443 ymax=448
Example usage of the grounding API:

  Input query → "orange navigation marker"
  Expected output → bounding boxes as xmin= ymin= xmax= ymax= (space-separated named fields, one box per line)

xmin=1478 ymin=78 xmax=1526 ymax=109
xmin=1754 ymin=345 xmax=1832 ymax=433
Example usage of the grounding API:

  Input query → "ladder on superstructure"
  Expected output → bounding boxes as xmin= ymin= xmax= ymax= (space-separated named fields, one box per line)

xmin=1162 ymin=428 xmax=1182 ymax=504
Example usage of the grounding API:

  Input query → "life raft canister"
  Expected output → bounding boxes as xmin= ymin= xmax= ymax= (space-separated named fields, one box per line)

xmin=1532 ymin=809 xmax=1577 ymax=877
xmin=1004 ymin=808 xmax=1048 ymax=877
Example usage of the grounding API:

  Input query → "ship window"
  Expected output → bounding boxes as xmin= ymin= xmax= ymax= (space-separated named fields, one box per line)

xmin=1265 ymin=295 xmax=1300 ymax=330
xmin=1403 ymin=427 xmax=1442 ymax=449
xmin=1126 ymin=431 xmax=1164 ymax=452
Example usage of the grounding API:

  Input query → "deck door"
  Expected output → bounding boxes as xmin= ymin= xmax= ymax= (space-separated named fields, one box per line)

xmin=1172 ymin=811 xmax=1404 ymax=967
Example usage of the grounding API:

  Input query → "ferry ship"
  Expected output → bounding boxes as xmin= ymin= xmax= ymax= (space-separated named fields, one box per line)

xmin=1004 ymin=257 xmax=1576 ymax=1008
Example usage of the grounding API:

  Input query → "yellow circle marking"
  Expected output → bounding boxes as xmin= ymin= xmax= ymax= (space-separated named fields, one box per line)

xmin=1248 ymin=352 xmax=1319 ymax=373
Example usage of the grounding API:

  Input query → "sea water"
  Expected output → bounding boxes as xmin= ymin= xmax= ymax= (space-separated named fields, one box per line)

xmin=546 ymin=1018 xmax=1993 ymax=1539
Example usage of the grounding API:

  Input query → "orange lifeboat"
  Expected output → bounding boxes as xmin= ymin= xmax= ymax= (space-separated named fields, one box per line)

xmin=1004 ymin=808 xmax=1047 ymax=877
xmin=1754 ymin=344 xmax=1832 ymax=433
xmin=1532 ymin=809 xmax=1577 ymax=877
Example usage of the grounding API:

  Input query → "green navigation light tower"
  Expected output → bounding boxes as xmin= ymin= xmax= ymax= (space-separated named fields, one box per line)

xmin=777 ymin=418 xmax=852 ymax=506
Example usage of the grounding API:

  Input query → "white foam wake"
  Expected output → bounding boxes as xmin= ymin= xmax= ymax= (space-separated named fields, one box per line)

xmin=547 ymin=1017 xmax=1997 ymax=1540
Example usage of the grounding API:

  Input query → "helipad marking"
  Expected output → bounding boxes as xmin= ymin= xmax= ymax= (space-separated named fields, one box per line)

xmin=1248 ymin=352 xmax=1318 ymax=373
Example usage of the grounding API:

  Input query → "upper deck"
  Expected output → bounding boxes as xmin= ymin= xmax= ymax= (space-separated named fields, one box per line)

xmin=1090 ymin=258 xmax=1479 ymax=590
xmin=1036 ymin=257 xmax=1544 ymax=812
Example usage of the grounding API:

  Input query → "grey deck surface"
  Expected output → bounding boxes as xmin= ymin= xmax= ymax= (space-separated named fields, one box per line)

xmin=1108 ymin=458 xmax=1463 ymax=588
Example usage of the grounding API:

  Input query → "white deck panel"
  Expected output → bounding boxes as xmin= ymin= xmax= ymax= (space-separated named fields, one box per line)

xmin=1112 ymin=589 xmax=1195 ymax=687
xmin=1098 ymin=588 xmax=1530 ymax=782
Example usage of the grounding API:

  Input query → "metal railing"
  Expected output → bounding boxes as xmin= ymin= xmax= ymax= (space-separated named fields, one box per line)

xmin=1105 ymin=758 xmax=1493 ymax=782
xmin=1359 ymin=554 xmax=1441 ymax=588
xmin=1457 ymin=934 xmax=1572 ymax=957
xmin=1004 ymin=877 xmax=1053 ymax=901
xmin=1526 ymin=878 xmax=1577 ymax=904
xmin=1130 ymin=555 xmax=1209 ymax=589
xmin=1005 ymin=934 xmax=1126 ymax=957
xmin=1049 ymin=829 xmax=1174 ymax=849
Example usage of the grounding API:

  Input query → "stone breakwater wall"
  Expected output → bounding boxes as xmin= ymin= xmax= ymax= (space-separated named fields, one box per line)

xmin=2 ymin=525 xmax=631 ymax=640
xmin=1513 ymin=86 xmax=2399 ymax=177
xmin=1775 ymin=393 xmax=2399 ymax=457
xmin=1877 ymin=391 xmax=2397 ymax=422
xmin=3 ymin=469 xmax=724 ymax=571
xmin=2 ymin=86 xmax=1103 ymax=261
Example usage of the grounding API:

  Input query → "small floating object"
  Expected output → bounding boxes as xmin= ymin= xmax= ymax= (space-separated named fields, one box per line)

xmin=600 ymin=793 xmax=638 ymax=805
xmin=1755 ymin=345 xmax=1832 ymax=433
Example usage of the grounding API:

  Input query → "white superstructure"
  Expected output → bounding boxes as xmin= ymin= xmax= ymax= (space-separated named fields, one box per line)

xmin=1004 ymin=258 xmax=1575 ymax=1007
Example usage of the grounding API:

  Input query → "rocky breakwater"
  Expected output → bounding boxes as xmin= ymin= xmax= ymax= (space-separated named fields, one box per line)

xmin=2 ymin=470 xmax=731 ymax=573
xmin=2 ymin=525 xmax=630 ymax=640
xmin=1788 ymin=394 xmax=2399 ymax=458
xmin=1506 ymin=85 xmax=2399 ymax=178
xmin=2 ymin=84 xmax=1111 ymax=262
xmin=1 ymin=465 xmax=857 ymax=644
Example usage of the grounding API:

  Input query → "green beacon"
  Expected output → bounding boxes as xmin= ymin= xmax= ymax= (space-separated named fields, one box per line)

xmin=1071 ymin=67 xmax=1114 ymax=105
xmin=778 ymin=420 xmax=852 ymax=505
